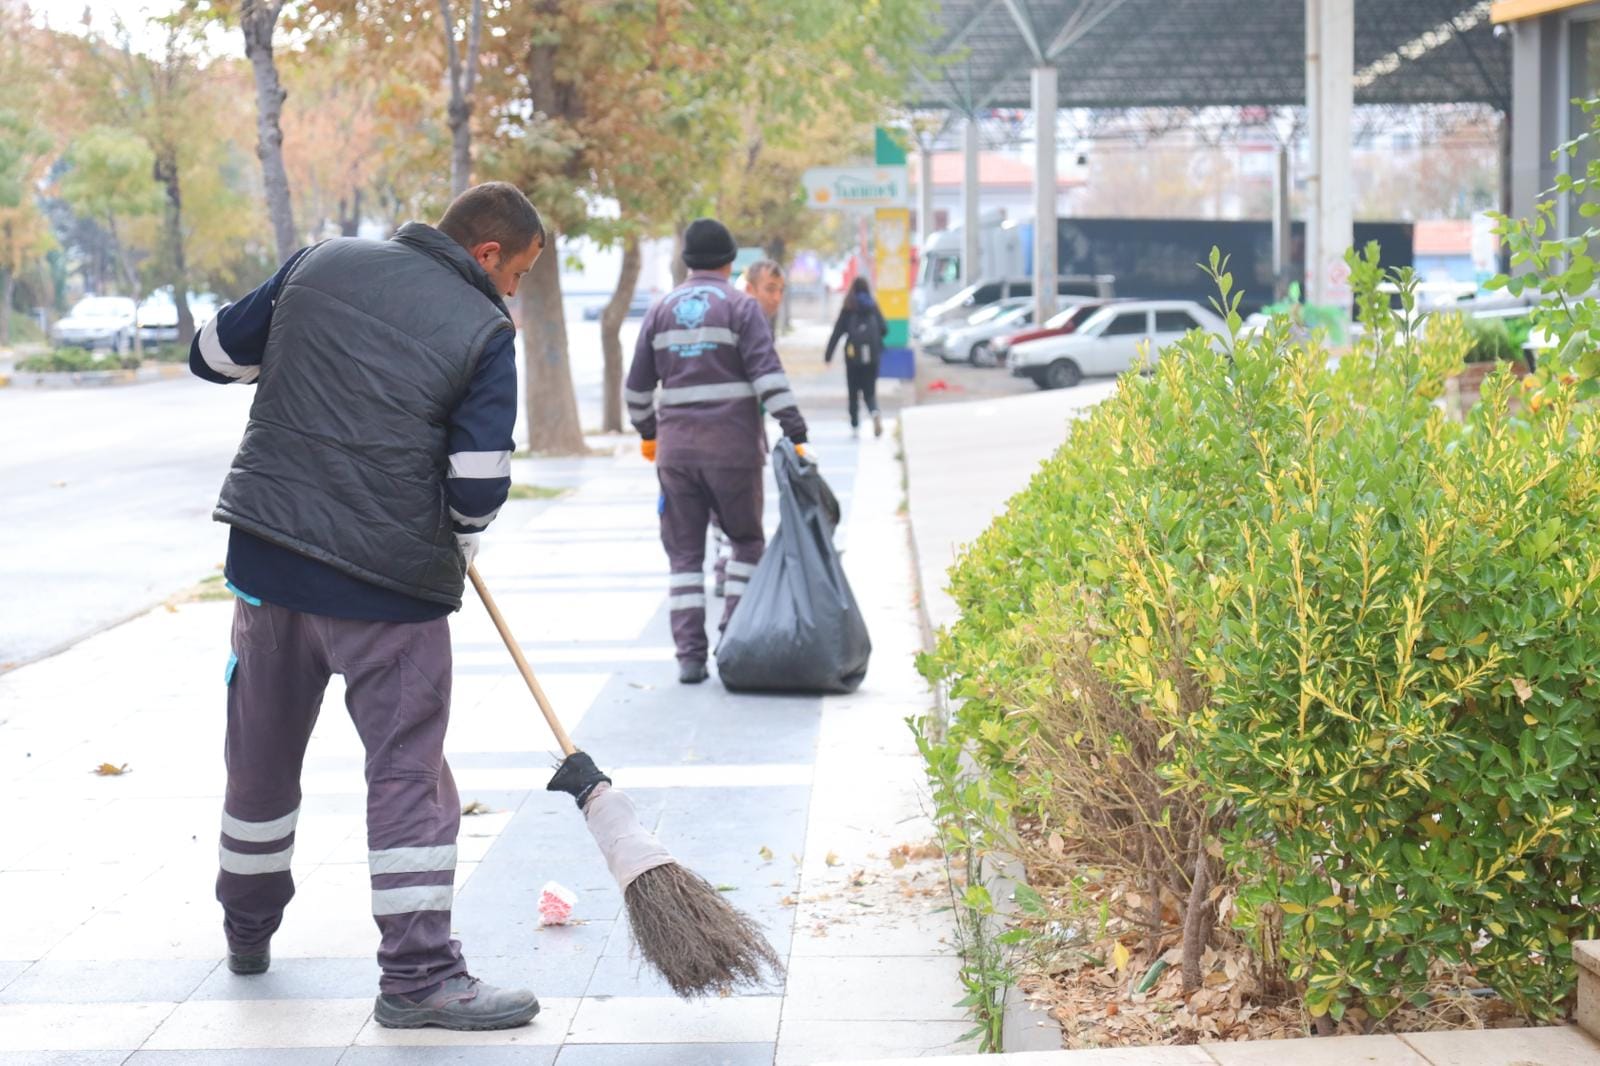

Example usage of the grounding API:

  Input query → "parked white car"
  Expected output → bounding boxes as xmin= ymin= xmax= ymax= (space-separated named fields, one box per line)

xmin=137 ymin=291 xmax=220 ymax=343
xmin=1009 ymin=300 xmax=1226 ymax=389
xmin=926 ymin=301 xmax=1033 ymax=364
xmin=52 ymin=296 xmax=138 ymax=351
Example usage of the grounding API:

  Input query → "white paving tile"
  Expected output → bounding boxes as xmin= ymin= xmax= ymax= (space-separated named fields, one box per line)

xmin=567 ymin=995 xmax=782 ymax=1044
xmin=141 ymin=996 xmax=374 ymax=1049
xmin=782 ymin=955 xmax=966 ymax=1022
xmin=0 ymin=1001 xmax=175 ymax=1051
xmin=775 ymin=1019 xmax=978 ymax=1064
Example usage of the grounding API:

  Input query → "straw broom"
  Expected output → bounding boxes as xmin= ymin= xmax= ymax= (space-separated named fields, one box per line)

xmin=469 ymin=566 xmax=783 ymax=997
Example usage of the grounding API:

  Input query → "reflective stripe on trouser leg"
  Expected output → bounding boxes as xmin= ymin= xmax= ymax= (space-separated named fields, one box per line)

xmin=658 ymin=464 xmax=714 ymax=663
xmin=216 ymin=598 xmax=332 ymax=956
xmin=698 ymin=466 xmax=765 ymax=632
xmin=332 ymin=612 xmax=467 ymax=996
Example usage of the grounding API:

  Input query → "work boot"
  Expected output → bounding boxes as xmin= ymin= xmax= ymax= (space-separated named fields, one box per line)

xmin=374 ymin=975 xmax=540 ymax=1031
xmin=227 ymin=948 xmax=270 ymax=976
xmin=679 ymin=660 xmax=709 ymax=685
xmin=872 ymin=410 xmax=884 ymax=438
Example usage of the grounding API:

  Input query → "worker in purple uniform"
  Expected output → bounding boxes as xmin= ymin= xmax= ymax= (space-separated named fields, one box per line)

xmin=626 ymin=220 xmax=809 ymax=685
xmin=190 ymin=183 xmax=551 ymax=1031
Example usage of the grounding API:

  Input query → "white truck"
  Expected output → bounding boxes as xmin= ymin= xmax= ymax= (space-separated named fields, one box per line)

xmin=913 ymin=209 xmax=1025 ymax=315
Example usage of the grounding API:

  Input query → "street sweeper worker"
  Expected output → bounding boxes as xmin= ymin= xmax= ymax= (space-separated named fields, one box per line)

xmin=626 ymin=219 xmax=808 ymax=685
xmin=190 ymin=182 xmax=551 ymax=1032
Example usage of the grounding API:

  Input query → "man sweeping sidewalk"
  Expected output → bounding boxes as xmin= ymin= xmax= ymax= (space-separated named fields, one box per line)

xmin=189 ymin=182 xmax=555 ymax=1031
xmin=625 ymin=219 xmax=809 ymax=684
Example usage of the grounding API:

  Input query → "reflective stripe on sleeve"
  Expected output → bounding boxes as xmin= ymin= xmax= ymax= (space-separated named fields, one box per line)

xmin=624 ymin=388 xmax=655 ymax=405
xmin=199 ymin=315 xmax=259 ymax=383
xmin=725 ymin=560 xmax=757 ymax=578
xmin=752 ymin=372 xmax=790 ymax=393
xmin=669 ymin=572 xmax=704 ymax=590
xmin=724 ymin=580 xmax=749 ymax=598
xmin=762 ymin=391 xmax=799 ymax=412
xmin=669 ymin=593 xmax=707 ymax=611
xmin=448 ymin=451 xmax=512 ymax=479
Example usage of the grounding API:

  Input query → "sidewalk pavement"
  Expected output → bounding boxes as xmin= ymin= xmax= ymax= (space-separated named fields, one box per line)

xmin=887 ymin=381 xmax=1600 ymax=1066
xmin=0 ymin=392 xmax=972 ymax=1062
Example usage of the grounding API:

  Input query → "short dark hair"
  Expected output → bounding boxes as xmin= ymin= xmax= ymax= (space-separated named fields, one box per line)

xmin=437 ymin=182 xmax=545 ymax=259
xmin=746 ymin=259 xmax=784 ymax=284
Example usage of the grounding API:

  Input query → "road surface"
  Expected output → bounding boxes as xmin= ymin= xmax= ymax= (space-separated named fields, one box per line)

xmin=0 ymin=311 xmax=630 ymax=667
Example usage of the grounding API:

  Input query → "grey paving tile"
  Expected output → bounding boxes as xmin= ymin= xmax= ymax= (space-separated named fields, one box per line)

xmin=0 ymin=961 xmax=33 ymax=992
xmin=340 ymin=1050 xmax=557 ymax=1066
xmin=0 ymin=1055 xmax=131 ymax=1066
xmin=555 ymin=1043 xmax=773 ymax=1066
xmin=469 ymin=950 xmax=604 ymax=999
xmin=1 ymin=960 xmax=218 ymax=1005
xmin=187 ymin=957 xmax=378 ymax=1001
xmin=128 ymin=1052 xmax=343 ymax=1066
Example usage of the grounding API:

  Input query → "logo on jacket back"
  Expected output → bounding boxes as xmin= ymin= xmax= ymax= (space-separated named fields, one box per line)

xmin=663 ymin=285 xmax=728 ymax=358
xmin=673 ymin=292 xmax=710 ymax=330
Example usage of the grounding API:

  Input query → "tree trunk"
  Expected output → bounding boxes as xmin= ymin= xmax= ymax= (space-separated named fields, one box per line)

xmin=154 ymin=151 xmax=194 ymax=346
xmin=242 ymin=0 xmax=296 ymax=264
xmin=522 ymin=237 xmax=586 ymax=454
xmin=600 ymin=234 xmax=641 ymax=433
xmin=339 ymin=187 xmax=362 ymax=236
xmin=439 ymin=0 xmax=483 ymax=197
xmin=0 ymin=267 xmax=12 ymax=348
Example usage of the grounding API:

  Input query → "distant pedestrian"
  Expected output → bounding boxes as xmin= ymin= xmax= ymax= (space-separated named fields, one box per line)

xmin=191 ymin=182 xmax=549 ymax=1031
xmin=627 ymin=220 xmax=809 ymax=684
xmin=825 ymin=275 xmax=887 ymax=438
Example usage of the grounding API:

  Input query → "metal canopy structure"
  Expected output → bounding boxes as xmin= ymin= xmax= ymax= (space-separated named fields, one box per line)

xmin=916 ymin=0 xmax=1510 ymax=114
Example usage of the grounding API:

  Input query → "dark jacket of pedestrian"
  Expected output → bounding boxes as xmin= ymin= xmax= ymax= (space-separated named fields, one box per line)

xmin=825 ymin=281 xmax=888 ymax=367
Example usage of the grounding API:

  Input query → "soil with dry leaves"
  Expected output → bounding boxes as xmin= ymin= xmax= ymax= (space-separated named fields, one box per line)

xmin=1012 ymin=842 xmax=1532 ymax=1049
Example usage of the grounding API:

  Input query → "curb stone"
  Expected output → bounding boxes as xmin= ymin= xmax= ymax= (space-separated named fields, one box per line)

xmin=4 ymin=363 xmax=189 ymax=389
xmin=899 ymin=434 xmax=1067 ymax=1054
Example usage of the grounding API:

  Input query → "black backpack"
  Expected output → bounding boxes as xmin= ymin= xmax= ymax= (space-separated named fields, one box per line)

xmin=846 ymin=309 xmax=877 ymax=357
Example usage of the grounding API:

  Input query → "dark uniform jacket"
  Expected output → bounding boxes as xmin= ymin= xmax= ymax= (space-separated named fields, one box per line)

xmin=626 ymin=271 xmax=807 ymax=468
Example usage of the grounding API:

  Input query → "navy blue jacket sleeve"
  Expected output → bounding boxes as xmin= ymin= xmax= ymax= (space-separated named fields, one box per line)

xmin=189 ymin=248 xmax=309 ymax=384
xmin=445 ymin=329 xmax=518 ymax=533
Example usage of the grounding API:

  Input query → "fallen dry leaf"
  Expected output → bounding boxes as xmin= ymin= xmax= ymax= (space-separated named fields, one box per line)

xmin=1512 ymin=677 xmax=1533 ymax=703
xmin=824 ymin=851 xmax=840 ymax=866
xmin=780 ymin=895 xmax=797 ymax=907
xmin=92 ymin=762 xmax=130 ymax=776
xmin=758 ymin=845 xmax=774 ymax=861
xmin=461 ymin=800 xmax=493 ymax=815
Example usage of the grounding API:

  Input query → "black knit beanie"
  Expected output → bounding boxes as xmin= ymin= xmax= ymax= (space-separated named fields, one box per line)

xmin=682 ymin=218 xmax=737 ymax=270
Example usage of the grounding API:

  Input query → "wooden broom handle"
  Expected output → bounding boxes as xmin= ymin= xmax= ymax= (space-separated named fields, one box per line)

xmin=468 ymin=564 xmax=577 ymax=756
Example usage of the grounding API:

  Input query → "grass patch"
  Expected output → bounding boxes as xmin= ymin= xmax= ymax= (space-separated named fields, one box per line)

xmin=506 ymin=482 xmax=569 ymax=501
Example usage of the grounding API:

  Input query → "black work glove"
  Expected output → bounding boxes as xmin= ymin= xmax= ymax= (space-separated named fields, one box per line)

xmin=546 ymin=750 xmax=611 ymax=810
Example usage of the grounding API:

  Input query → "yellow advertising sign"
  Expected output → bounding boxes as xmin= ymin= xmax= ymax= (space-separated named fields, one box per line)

xmin=873 ymin=207 xmax=911 ymax=317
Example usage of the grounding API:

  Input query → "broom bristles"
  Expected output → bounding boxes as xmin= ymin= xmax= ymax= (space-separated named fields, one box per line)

xmin=625 ymin=861 xmax=784 ymax=998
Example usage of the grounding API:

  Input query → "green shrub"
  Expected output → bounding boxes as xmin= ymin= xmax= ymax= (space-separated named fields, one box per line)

xmin=920 ymin=245 xmax=1600 ymax=1025
xmin=17 ymin=348 xmax=139 ymax=372
xmin=1463 ymin=316 xmax=1518 ymax=363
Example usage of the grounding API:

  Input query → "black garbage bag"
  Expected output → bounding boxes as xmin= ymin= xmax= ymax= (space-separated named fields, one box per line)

xmin=716 ymin=440 xmax=870 ymax=693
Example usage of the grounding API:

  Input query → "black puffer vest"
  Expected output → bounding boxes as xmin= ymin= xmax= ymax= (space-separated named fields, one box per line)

xmin=215 ymin=223 xmax=513 ymax=608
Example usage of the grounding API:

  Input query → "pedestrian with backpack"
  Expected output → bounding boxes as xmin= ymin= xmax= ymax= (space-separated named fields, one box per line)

xmin=825 ymin=276 xmax=888 ymax=437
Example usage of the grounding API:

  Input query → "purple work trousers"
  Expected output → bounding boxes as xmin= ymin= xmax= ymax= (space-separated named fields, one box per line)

xmin=215 ymin=598 xmax=467 ymax=995
xmin=658 ymin=464 xmax=764 ymax=664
